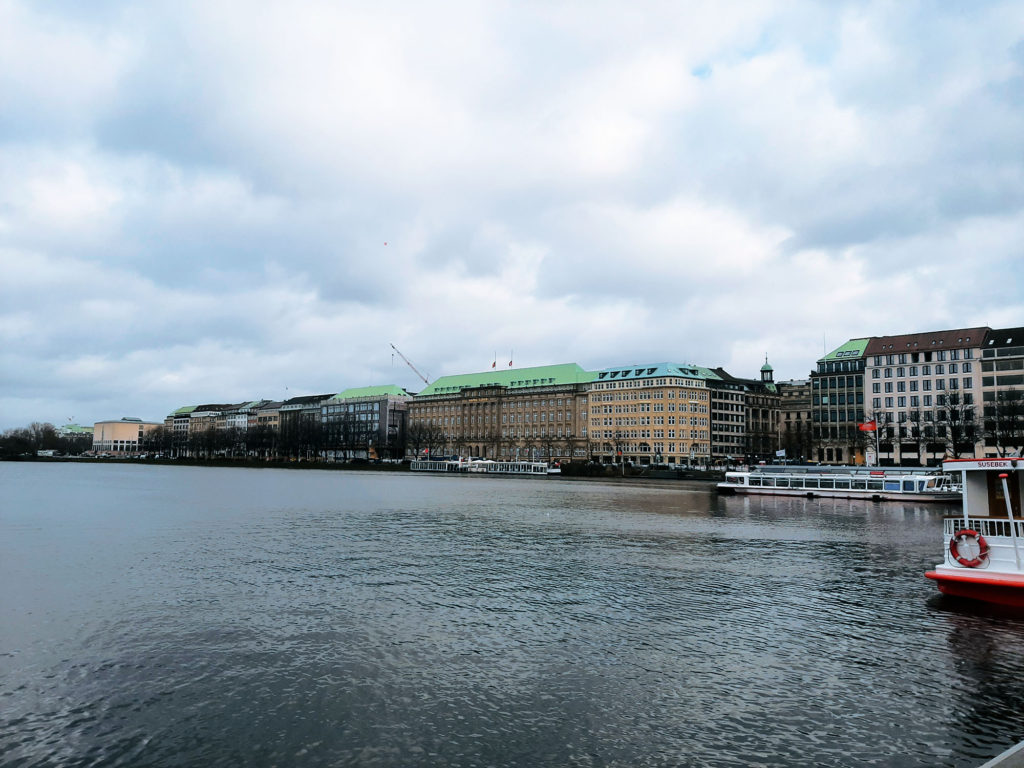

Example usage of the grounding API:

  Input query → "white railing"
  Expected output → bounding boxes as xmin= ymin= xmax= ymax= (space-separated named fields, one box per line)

xmin=943 ymin=517 xmax=1024 ymax=539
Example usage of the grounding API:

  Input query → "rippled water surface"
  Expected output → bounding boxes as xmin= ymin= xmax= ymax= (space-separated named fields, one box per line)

xmin=3 ymin=462 xmax=1024 ymax=767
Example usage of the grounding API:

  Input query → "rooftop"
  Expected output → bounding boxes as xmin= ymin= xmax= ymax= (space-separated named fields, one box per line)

xmin=417 ymin=363 xmax=595 ymax=397
xmin=594 ymin=362 xmax=718 ymax=382
xmin=329 ymin=385 xmax=411 ymax=401
xmin=819 ymin=338 xmax=871 ymax=363
xmin=864 ymin=327 xmax=989 ymax=355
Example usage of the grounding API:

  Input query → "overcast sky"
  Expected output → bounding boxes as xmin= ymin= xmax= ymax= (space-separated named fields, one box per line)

xmin=2 ymin=0 xmax=1022 ymax=429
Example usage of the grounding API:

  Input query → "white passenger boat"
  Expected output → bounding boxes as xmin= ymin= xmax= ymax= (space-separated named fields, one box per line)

xmin=410 ymin=458 xmax=551 ymax=476
xmin=926 ymin=457 xmax=1024 ymax=608
xmin=717 ymin=465 xmax=960 ymax=502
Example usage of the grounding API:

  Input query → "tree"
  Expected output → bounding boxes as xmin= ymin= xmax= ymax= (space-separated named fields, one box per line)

xmin=936 ymin=391 xmax=981 ymax=459
xmin=984 ymin=389 xmax=1024 ymax=457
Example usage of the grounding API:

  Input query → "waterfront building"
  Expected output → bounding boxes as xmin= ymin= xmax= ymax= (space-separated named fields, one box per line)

xmin=776 ymin=379 xmax=812 ymax=462
xmin=810 ymin=339 xmax=869 ymax=465
xmin=588 ymin=363 xmax=713 ymax=465
xmin=321 ymin=385 xmax=412 ymax=460
xmin=278 ymin=394 xmax=334 ymax=460
xmin=57 ymin=423 xmax=93 ymax=438
xmin=708 ymin=362 xmax=780 ymax=464
xmin=864 ymin=328 xmax=986 ymax=465
xmin=408 ymin=363 xmax=595 ymax=461
xmin=92 ymin=416 xmax=161 ymax=455
xmin=981 ymin=326 xmax=1024 ymax=457
xmin=707 ymin=370 xmax=745 ymax=465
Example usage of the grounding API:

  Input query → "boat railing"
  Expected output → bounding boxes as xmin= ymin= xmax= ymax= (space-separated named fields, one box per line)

xmin=943 ymin=517 xmax=1024 ymax=539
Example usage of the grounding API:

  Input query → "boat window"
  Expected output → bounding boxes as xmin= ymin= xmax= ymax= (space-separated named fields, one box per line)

xmin=762 ymin=478 xmax=775 ymax=487
xmin=776 ymin=478 xmax=789 ymax=487
xmin=835 ymin=480 xmax=850 ymax=489
xmin=852 ymin=480 xmax=867 ymax=490
xmin=749 ymin=477 xmax=762 ymax=486
xmin=819 ymin=479 xmax=834 ymax=489
xmin=884 ymin=480 xmax=900 ymax=491
xmin=805 ymin=479 xmax=818 ymax=489
xmin=790 ymin=478 xmax=803 ymax=488
xmin=903 ymin=481 xmax=915 ymax=492
xmin=868 ymin=480 xmax=883 ymax=491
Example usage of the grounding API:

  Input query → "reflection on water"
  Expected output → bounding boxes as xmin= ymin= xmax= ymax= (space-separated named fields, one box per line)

xmin=2 ymin=463 xmax=1023 ymax=767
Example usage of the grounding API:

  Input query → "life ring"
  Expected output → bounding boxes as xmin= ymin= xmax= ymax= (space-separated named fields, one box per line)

xmin=949 ymin=529 xmax=989 ymax=568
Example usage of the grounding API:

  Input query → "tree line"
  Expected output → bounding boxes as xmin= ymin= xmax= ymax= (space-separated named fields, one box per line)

xmin=0 ymin=423 xmax=93 ymax=458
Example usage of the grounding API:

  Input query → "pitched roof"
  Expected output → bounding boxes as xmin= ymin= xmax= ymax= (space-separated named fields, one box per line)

xmin=593 ymin=362 xmax=719 ymax=382
xmin=984 ymin=327 xmax=1024 ymax=349
xmin=329 ymin=385 xmax=411 ymax=401
xmin=864 ymin=327 xmax=988 ymax=356
xmin=416 ymin=363 xmax=595 ymax=397
xmin=819 ymin=338 xmax=871 ymax=363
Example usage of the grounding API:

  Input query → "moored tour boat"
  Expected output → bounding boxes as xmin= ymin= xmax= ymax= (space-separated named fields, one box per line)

xmin=410 ymin=457 xmax=553 ymax=476
xmin=926 ymin=457 xmax=1024 ymax=608
xmin=717 ymin=465 xmax=960 ymax=502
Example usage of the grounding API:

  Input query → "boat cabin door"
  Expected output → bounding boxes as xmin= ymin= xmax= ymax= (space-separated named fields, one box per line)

xmin=987 ymin=470 xmax=1022 ymax=516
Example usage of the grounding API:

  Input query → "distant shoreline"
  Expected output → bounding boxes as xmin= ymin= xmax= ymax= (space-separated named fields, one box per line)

xmin=5 ymin=455 xmax=725 ymax=482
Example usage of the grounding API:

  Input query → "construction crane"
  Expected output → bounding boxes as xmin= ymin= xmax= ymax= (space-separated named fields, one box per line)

xmin=390 ymin=343 xmax=430 ymax=386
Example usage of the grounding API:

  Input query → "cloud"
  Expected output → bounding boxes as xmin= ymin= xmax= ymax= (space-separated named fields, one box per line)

xmin=0 ymin=0 xmax=1022 ymax=428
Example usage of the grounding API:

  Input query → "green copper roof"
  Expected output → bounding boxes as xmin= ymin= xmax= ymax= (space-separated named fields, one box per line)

xmin=170 ymin=405 xmax=198 ymax=416
xmin=329 ymin=385 xmax=410 ymax=401
xmin=819 ymin=338 xmax=870 ymax=363
xmin=417 ymin=363 xmax=596 ymax=397
xmin=761 ymin=362 xmax=773 ymax=372
xmin=593 ymin=362 xmax=719 ymax=382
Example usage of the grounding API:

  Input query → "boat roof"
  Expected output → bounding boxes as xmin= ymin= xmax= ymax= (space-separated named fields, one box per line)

xmin=745 ymin=465 xmax=948 ymax=476
xmin=943 ymin=458 xmax=1023 ymax=472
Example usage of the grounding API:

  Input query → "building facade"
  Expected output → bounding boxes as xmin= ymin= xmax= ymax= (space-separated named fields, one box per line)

xmin=322 ymin=385 xmax=411 ymax=459
xmin=864 ymin=328 xmax=986 ymax=465
xmin=811 ymin=339 xmax=869 ymax=465
xmin=777 ymin=379 xmax=812 ymax=463
xmin=588 ymin=363 xmax=712 ymax=465
xmin=407 ymin=363 xmax=594 ymax=461
xmin=981 ymin=326 xmax=1024 ymax=458
xmin=92 ymin=417 xmax=161 ymax=455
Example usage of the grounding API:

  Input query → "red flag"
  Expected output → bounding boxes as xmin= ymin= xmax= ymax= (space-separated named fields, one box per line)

xmin=492 ymin=361 xmax=496 ymax=368
xmin=858 ymin=420 xmax=877 ymax=432
xmin=508 ymin=360 xmax=512 ymax=367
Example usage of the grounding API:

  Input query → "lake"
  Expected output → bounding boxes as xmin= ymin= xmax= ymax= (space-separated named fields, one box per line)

xmin=2 ymin=462 xmax=1023 ymax=767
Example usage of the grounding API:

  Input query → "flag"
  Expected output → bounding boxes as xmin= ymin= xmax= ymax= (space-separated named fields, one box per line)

xmin=492 ymin=361 xmax=496 ymax=368
xmin=508 ymin=359 xmax=512 ymax=367
xmin=859 ymin=420 xmax=877 ymax=432
xmin=775 ymin=449 xmax=786 ymax=457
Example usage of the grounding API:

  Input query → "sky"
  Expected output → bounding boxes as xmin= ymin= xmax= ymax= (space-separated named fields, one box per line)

xmin=1 ymin=0 xmax=1023 ymax=429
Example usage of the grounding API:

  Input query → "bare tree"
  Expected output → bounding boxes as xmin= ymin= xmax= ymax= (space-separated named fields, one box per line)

xmin=984 ymin=389 xmax=1024 ymax=457
xmin=936 ymin=391 xmax=981 ymax=459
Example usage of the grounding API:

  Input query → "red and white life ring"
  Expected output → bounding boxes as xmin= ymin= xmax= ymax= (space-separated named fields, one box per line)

xmin=949 ymin=529 xmax=990 ymax=568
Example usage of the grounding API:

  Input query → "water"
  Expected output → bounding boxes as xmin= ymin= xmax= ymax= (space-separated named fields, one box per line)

xmin=2 ymin=463 xmax=1024 ymax=767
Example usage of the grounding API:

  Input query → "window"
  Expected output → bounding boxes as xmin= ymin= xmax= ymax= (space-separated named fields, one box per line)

xmin=884 ymin=382 xmax=893 ymax=393
xmin=963 ymin=377 xmax=972 ymax=389
xmin=885 ymin=397 xmax=894 ymax=407
xmin=936 ymin=379 xmax=945 ymax=390
xmin=935 ymin=364 xmax=944 ymax=375
xmin=872 ymin=383 xmax=880 ymax=393
xmin=873 ymin=397 xmax=881 ymax=408
xmin=872 ymin=369 xmax=880 ymax=379
xmin=885 ymin=368 xmax=893 ymax=378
